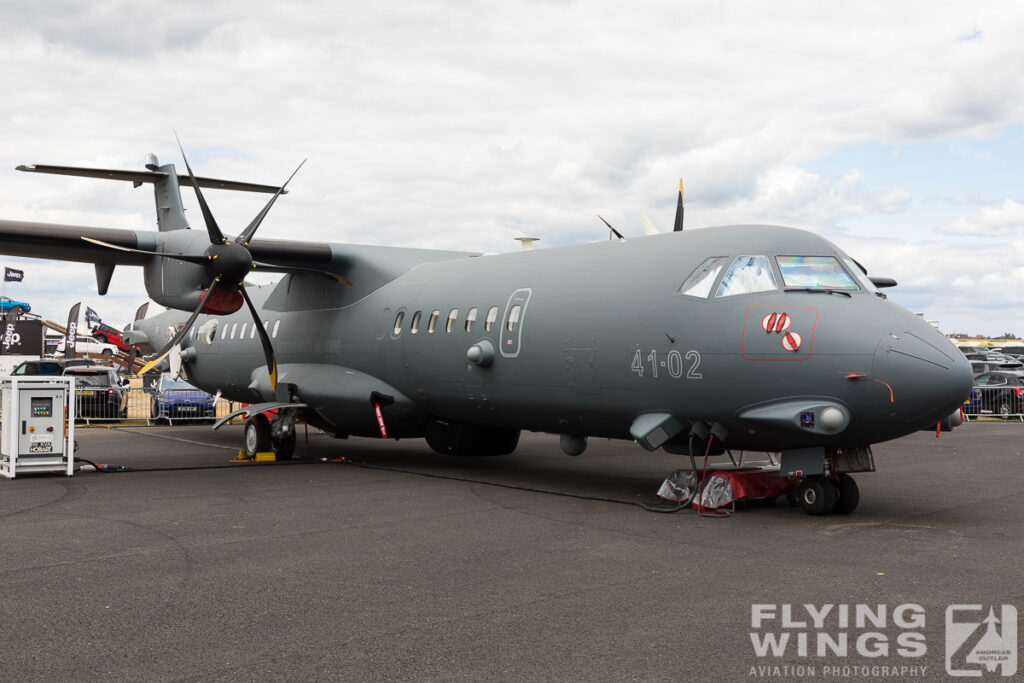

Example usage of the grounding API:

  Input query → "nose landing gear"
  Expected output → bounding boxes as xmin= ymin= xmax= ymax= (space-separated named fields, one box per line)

xmin=788 ymin=473 xmax=860 ymax=515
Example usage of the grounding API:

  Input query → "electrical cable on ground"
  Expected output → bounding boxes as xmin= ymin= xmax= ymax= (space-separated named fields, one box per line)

xmin=85 ymin=426 xmax=730 ymax=515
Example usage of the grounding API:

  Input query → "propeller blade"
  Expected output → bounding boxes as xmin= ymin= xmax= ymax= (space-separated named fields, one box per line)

xmin=240 ymin=286 xmax=278 ymax=392
xmin=238 ymin=159 xmax=307 ymax=247
xmin=640 ymin=214 xmax=660 ymax=236
xmin=137 ymin=280 xmax=219 ymax=376
xmin=673 ymin=179 xmax=684 ymax=232
xmin=175 ymin=132 xmax=226 ymax=245
xmin=251 ymin=260 xmax=351 ymax=285
xmin=81 ymin=237 xmax=210 ymax=266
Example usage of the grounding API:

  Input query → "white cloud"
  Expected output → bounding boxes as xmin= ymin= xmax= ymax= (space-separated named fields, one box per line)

xmin=0 ymin=1 xmax=1023 ymax=334
xmin=937 ymin=199 xmax=1024 ymax=236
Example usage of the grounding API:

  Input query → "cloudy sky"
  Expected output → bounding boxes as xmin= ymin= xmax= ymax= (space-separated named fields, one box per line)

xmin=1 ymin=1 xmax=1023 ymax=336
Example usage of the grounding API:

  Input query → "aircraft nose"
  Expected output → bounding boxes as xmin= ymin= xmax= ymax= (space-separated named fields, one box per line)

xmin=872 ymin=328 xmax=973 ymax=426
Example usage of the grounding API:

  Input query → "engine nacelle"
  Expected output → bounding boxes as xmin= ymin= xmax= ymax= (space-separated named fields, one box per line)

xmin=424 ymin=418 xmax=520 ymax=457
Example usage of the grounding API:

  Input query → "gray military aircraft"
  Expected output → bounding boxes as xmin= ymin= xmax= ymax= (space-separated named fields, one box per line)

xmin=0 ymin=147 xmax=973 ymax=515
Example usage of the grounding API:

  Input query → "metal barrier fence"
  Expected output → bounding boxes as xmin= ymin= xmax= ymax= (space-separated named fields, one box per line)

xmin=962 ymin=385 xmax=1024 ymax=421
xmin=72 ymin=384 xmax=239 ymax=425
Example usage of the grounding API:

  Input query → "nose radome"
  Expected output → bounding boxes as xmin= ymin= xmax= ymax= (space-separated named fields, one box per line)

xmin=872 ymin=328 xmax=973 ymax=425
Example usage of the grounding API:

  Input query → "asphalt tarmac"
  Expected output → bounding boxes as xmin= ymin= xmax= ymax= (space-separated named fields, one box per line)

xmin=0 ymin=421 xmax=1021 ymax=682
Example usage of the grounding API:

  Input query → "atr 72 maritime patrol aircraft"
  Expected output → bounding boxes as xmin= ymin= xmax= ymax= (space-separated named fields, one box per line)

xmin=0 ymin=145 xmax=973 ymax=516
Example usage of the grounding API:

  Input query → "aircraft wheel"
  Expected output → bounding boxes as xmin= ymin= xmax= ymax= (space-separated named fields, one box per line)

xmin=797 ymin=476 xmax=836 ymax=516
xmin=785 ymin=485 xmax=800 ymax=507
xmin=832 ymin=473 xmax=860 ymax=515
xmin=244 ymin=414 xmax=271 ymax=458
xmin=273 ymin=433 xmax=296 ymax=460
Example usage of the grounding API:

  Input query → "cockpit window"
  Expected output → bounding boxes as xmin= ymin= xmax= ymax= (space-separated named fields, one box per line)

xmin=715 ymin=256 xmax=778 ymax=297
xmin=678 ymin=256 xmax=730 ymax=298
xmin=842 ymin=257 xmax=879 ymax=294
xmin=777 ymin=256 xmax=859 ymax=291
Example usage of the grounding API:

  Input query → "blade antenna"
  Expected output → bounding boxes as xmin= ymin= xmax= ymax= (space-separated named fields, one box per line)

xmin=175 ymin=132 xmax=227 ymax=245
xmin=240 ymin=286 xmax=278 ymax=391
xmin=598 ymin=215 xmax=624 ymax=240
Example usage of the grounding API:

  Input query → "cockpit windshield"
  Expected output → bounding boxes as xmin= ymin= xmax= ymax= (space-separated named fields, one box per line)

xmin=678 ymin=256 xmax=730 ymax=298
xmin=777 ymin=256 xmax=858 ymax=291
xmin=715 ymin=255 xmax=778 ymax=297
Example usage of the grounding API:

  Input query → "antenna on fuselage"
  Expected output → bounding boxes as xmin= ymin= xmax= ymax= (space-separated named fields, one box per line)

xmin=515 ymin=237 xmax=540 ymax=251
xmin=597 ymin=215 xmax=625 ymax=241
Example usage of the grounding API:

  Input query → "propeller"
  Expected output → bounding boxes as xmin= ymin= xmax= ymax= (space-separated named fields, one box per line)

xmin=126 ymin=138 xmax=314 ymax=390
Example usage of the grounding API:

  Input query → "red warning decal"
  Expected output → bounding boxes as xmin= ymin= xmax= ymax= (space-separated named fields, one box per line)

xmin=761 ymin=312 xmax=791 ymax=333
xmin=743 ymin=305 xmax=818 ymax=362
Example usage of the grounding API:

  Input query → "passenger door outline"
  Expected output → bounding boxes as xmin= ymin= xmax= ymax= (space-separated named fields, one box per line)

xmin=500 ymin=288 xmax=531 ymax=358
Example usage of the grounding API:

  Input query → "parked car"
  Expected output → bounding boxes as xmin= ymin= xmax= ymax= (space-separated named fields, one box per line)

xmin=0 ymin=296 xmax=30 ymax=314
xmin=150 ymin=374 xmax=216 ymax=422
xmin=966 ymin=371 xmax=1024 ymax=418
xmin=10 ymin=358 xmax=93 ymax=376
xmin=54 ymin=336 xmax=119 ymax=358
xmin=63 ymin=365 xmax=129 ymax=418
xmin=91 ymin=322 xmax=140 ymax=354
xmin=970 ymin=359 xmax=1024 ymax=377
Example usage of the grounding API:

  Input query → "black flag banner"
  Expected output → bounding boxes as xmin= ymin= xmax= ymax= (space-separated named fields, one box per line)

xmin=65 ymin=302 xmax=81 ymax=357
xmin=85 ymin=306 xmax=101 ymax=326
xmin=4 ymin=267 xmax=23 ymax=282
xmin=1 ymin=305 xmax=22 ymax=354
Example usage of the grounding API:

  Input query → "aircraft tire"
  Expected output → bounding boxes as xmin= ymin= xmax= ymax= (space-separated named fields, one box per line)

xmin=273 ymin=433 xmax=296 ymax=460
xmin=832 ymin=473 xmax=860 ymax=515
xmin=797 ymin=476 xmax=836 ymax=516
xmin=244 ymin=415 xmax=271 ymax=458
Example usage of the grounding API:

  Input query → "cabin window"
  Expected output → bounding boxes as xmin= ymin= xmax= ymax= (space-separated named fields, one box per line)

xmin=229 ymin=322 xmax=237 ymax=340
xmin=716 ymin=255 xmax=778 ymax=297
xmin=393 ymin=311 xmax=405 ymax=336
xmin=506 ymin=305 xmax=522 ymax=332
xmin=484 ymin=306 xmax=499 ymax=331
xmin=679 ymin=256 xmax=729 ymax=298
xmin=777 ymin=256 xmax=858 ymax=291
xmin=446 ymin=309 xmax=458 ymax=333
xmin=410 ymin=311 xmax=422 ymax=334
xmin=427 ymin=310 xmax=440 ymax=333
xmin=272 ymin=320 xmax=281 ymax=338
xmin=251 ymin=324 xmax=259 ymax=340
xmin=465 ymin=307 xmax=478 ymax=332
xmin=238 ymin=322 xmax=247 ymax=340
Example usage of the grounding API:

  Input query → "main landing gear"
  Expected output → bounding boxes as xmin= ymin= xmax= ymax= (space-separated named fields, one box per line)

xmin=243 ymin=411 xmax=297 ymax=460
xmin=787 ymin=473 xmax=859 ymax=516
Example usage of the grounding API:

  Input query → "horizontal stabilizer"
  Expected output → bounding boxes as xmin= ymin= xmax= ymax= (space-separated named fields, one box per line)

xmin=17 ymin=164 xmax=286 ymax=194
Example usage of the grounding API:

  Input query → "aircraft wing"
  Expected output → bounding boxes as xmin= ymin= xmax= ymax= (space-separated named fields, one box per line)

xmin=0 ymin=218 xmax=153 ymax=266
xmin=0 ymin=219 xmax=337 ymax=272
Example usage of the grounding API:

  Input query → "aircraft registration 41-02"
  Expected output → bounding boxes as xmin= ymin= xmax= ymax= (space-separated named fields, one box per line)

xmin=0 ymin=146 xmax=972 ymax=515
